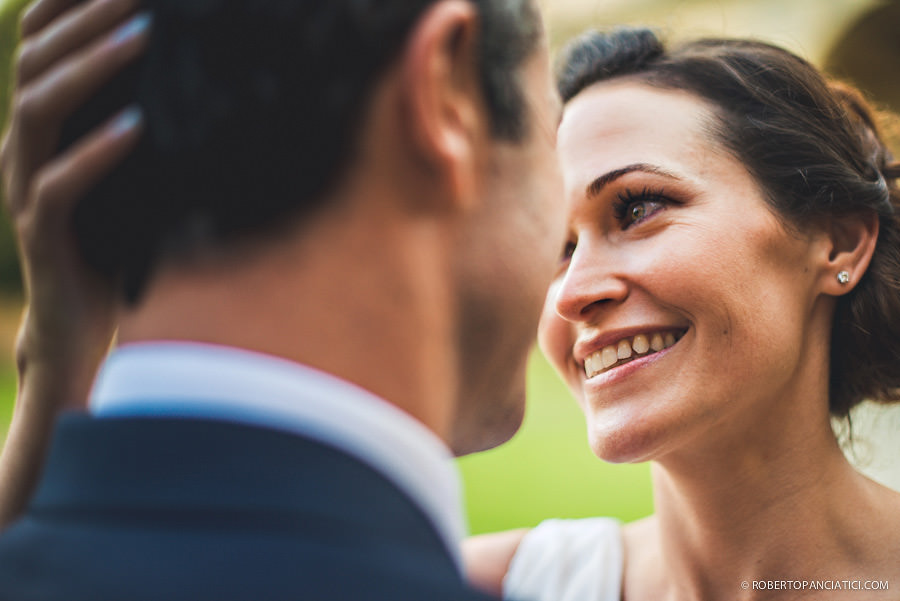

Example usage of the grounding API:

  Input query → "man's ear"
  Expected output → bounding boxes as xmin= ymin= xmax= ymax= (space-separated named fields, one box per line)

xmin=399 ymin=0 xmax=488 ymax=212
xmin=817 ymin=211 xmax=879 ymax=296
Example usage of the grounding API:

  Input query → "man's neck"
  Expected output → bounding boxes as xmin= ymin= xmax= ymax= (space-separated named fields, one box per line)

xmin=117 ymin=204 xmax=460 ymax=446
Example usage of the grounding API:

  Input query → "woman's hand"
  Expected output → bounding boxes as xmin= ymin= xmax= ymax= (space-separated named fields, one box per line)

xmin=0 ymin=0 xmax=149 ymax=527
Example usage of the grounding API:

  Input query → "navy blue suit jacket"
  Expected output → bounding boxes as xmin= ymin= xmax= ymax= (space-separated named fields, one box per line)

xmin=0 ymin=414 xmax=499 ymax=600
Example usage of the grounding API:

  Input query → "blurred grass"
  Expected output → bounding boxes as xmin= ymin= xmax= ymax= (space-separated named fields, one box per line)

xmin=0 ymin=296 xmax=18 ymax=447
xmin=0 ymin=363 xmax=12 ymax=440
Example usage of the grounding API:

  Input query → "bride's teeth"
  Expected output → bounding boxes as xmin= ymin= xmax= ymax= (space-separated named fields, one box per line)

xmin=601 ymin=346 xmax=618 ymax=369
xmin=632 ymin=334 xmax=650 ymax=354
xmin=584 ymin=330 xmax=683 ymax=379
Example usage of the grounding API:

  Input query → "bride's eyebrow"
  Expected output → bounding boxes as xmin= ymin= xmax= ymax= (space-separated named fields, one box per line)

xmin=586 ymin=163 xmax=683 ymax=198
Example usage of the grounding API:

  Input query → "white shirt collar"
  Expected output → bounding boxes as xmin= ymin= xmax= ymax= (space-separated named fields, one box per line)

xmin=89 ymin=341 xmax=466 ymax=571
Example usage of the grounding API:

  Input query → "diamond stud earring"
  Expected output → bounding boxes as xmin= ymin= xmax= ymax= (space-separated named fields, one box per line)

xmin=837 ymin=270 xmax=850 ymax=285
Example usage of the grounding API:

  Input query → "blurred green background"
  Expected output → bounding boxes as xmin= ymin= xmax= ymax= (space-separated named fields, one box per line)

xmin=2 ymin=0 xmax=900 ymax=534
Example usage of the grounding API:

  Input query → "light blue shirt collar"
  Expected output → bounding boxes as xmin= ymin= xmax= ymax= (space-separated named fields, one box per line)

xmin=89 ymin=341 xmax=466 ymax=571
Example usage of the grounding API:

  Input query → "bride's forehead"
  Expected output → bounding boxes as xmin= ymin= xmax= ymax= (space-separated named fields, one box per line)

xmin=559 ymin=81 xmax=714 ymax=143
xmin=557 ymin=83 xmax=727 ymax=191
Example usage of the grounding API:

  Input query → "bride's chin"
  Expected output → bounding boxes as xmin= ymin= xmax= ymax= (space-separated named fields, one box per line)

xmin=586 ymin=420 xmax=671 ymax=464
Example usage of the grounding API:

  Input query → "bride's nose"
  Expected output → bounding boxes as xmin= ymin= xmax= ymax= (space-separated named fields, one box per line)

xmin=552 ymin=239 xmax=629 ymax=323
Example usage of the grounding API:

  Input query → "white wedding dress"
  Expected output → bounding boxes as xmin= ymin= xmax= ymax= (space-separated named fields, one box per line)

xmin=503 ymin=517 xmax=623 ymax=601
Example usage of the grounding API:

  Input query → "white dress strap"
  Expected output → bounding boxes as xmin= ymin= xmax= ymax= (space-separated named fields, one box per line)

xmin=503 ymin=517 xmax=623 ymax=601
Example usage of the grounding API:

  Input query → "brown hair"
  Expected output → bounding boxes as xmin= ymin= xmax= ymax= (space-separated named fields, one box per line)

xmin=556 ymin=27 xmax=900 ymax=417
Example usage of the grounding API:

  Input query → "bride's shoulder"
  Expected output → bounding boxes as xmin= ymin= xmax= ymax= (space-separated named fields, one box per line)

xmin=463 ymin=528 xmax=531 ymax=596
xmin=622 ymin=514 xmax=656 ymax=551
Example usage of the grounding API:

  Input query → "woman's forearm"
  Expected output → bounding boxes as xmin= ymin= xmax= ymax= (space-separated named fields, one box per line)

xmin=0 ymin=317 xmax=106 ymax=527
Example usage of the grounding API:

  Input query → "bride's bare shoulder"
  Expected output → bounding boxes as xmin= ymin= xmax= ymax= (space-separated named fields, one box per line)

xmin=462 ymin=528 xmax=531 ymax=597
xmin=622 ymin=514 xmax=656 ymax=550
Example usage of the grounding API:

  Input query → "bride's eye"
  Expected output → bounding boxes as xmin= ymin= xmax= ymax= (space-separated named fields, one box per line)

xmin=612 ymin=187 xmax=671 ymax=229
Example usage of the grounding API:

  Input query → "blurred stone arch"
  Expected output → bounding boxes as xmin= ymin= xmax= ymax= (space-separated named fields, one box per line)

xmin=824 ymin=0 xmax=900 ymax=148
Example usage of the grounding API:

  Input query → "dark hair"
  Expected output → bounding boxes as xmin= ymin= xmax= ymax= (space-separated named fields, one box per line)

xmin=556 ymin=27 xmax=900 ymax=417
xmin=65 ymin=0 xmax=541 ymax=303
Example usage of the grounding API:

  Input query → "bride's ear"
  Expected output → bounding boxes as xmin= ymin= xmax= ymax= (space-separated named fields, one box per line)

xmin=817 ymin=211 xmax=879 ymax=296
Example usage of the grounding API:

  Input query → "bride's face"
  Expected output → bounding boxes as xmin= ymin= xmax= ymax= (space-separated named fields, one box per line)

xmin=538 ymin=80 xmax=830 ymax=463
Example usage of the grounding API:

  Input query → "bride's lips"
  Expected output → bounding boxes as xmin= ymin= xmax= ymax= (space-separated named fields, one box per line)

xmin=575 ymin=326 xmax=689 ymax=382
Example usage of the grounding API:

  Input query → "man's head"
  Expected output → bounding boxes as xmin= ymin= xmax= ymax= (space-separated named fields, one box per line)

xmin=69 ymin=0 xmax=564 ymax=454
xmin=68 ymin=0 xmax=545 ymax=301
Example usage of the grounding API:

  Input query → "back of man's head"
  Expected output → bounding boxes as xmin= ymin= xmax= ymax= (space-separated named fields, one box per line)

xmin=64 ymin=0 xmax=541 ymax=304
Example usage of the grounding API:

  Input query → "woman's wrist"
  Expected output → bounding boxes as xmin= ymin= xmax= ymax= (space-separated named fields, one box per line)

xmin=14 ymin=313 xmax=111 ymax=414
